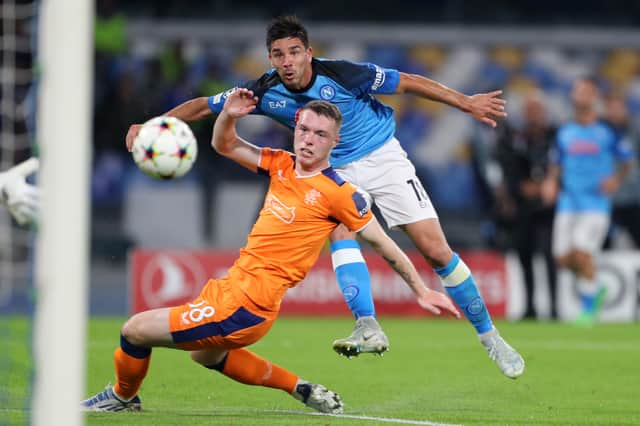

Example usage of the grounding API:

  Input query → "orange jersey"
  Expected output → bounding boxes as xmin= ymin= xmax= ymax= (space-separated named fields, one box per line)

xmin=226 ymin=148 xmax=373 ymax=312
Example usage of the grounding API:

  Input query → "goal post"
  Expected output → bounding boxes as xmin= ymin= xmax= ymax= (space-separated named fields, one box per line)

xmin=33 ymin=0 xmax=93 ymax=424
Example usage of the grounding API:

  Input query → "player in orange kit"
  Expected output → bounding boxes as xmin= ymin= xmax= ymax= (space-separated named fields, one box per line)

xmin=82 ymin=88 xmax=459 ymax=414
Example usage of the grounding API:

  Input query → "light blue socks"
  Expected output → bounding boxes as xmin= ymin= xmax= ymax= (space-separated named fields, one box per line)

xmin=435 ymin=252 xmax=494 ymax=334
xmin=330 ymin=239 xmax=375 ymax=318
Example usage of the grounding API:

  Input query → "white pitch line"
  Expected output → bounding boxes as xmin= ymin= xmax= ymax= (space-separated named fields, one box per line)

xmin=266 ymin=409 xmax=464 ymax=426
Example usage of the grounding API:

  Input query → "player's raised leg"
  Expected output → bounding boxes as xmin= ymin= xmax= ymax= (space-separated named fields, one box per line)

xmin=402 ymin=219 xmax=525 ymax=379
xmin=192 ymin=348 xmax=344 ymax=414
xmin=81 ymin=308 xmax=175 ymax=412
xmin=329 ymin=224 xmax=389 ymax=357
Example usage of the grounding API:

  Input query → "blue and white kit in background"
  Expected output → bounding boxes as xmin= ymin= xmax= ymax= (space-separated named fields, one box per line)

xmin=551 ymin=120 xmax=634 ymax=257
xmin=208 ymin=58 xmax=437 ymax=320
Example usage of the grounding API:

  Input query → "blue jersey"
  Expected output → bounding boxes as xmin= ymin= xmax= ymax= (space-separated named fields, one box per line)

xmin=552 ymin=120 xmax=633 ymax=213
xmin=208 ymin=58 xmax=400 ymax=167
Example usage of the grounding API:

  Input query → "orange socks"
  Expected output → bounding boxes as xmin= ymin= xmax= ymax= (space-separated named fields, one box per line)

xmin=113 ymin=346 xmax=151 ymax=400
xmin=216 ymin=348 xmax=298 ymax=394
xmin=113 ymin=335 xmax=297 ymax=400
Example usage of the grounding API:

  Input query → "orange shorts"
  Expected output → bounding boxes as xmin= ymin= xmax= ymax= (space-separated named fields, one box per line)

xmin=168 ymin=277 xmax=276 ymax=351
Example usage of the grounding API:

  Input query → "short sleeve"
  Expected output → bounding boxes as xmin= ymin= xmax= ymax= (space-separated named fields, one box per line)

xmin=317 ymin=59 xmax=400 ymax=97
xmin=207 ymin=74 xmax=272 ymax=114
xmin=361 ymin=63 xmax=401 ymax=95
xmin=329 ymin=184 xmax=374 ymax=232
xmin=208 ymin=88 xmax=236 ymax=114
xmin=257 ymin=148 xmax=293 ymax=176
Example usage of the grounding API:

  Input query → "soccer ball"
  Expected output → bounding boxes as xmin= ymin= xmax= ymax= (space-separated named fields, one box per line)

xmin=131 ymin=116 xmax=198 ymax=179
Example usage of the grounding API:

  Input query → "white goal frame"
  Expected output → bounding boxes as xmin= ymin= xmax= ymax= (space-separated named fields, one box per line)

xmin=33 ymin=0 xmax=93 ymax=425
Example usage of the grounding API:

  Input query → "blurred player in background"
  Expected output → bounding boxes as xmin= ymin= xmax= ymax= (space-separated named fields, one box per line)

xmin=493 ymin=90 xmax=558 ymax=320
xmin=542 ymin=77 xmax=633 ymax=325
xmin=126 ymin=16 xmax=524 ymax=379
xmin=83 ymin=92 xmax=459 ymax=412
xmin=602 ymin=92 xmax=640 ymax=248
xmin=0 ymin=158 xmax=40 ymax=226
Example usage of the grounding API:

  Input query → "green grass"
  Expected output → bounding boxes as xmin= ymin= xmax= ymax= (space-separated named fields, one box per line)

xmin=2 ymin=317 xmax=640 ymax=425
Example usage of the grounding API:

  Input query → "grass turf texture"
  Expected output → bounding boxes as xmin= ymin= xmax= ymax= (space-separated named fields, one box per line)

xmin=2 ymin=317 xmax=639 ymax=425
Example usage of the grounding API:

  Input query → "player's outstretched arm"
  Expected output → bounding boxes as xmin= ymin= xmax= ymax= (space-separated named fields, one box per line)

xmin=396 ymin=72 xmax=507 ymax=128
xmin=0 ymin=157 xmax=40 ymax=226
xmin=211 ymin=88 xmax=262 ymax=171
xmin=125 ymin=96 xmax=212 ymax=151
xmin=358 ymin=218 xmax=460 ymax=318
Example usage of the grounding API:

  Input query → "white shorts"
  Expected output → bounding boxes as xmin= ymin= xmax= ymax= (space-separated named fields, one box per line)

xmin=334 ymin=138 xmax=437 ymax=229
xmin=552 ymin=211 xmax=610 ymax=257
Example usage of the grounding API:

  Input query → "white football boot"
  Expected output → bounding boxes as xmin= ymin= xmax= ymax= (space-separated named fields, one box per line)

xmin=293 ymin=382 xmax=344 ymax=414
xmin=81 ymin=384 xmax=141 ymax=412
xmin=332 ymin=316 xmax=389 ymax=357
xmin=480 ymin=329 xmax=525 ymax=379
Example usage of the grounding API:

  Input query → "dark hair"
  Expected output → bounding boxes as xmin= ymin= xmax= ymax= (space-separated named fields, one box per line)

xmin=266 ymin=15 xmax=309 ymax=51
xmin=299 ymin=100 xmax=343 ymax=130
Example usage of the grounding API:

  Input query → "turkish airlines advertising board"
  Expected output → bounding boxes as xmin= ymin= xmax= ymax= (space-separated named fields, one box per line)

xmin=129 ymin=250 xmax=508 ymax=317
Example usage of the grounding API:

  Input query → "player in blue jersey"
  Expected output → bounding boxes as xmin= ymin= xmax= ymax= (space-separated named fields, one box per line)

xmin=126 ymin=16 xmax=524 ymax=378
xmin=542 ymin=77 xmax=633 ymax=326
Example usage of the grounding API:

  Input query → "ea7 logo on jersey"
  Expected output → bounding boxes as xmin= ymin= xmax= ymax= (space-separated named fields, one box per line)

xmin=351 ymin=190 xmax=371 ymax=217
xmin=269 ymin=100 xmax=287 ymax=109
xmin=371 ymin=65 xmax=386 ymax=91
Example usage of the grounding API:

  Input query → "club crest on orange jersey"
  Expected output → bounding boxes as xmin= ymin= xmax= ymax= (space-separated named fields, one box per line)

xmin=304 ymin=189 xmax=322 ymax=206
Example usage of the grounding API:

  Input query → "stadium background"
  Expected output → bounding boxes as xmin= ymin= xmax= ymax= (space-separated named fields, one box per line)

xmin=2 ymin=0 xmax=640 ymax=318
xmin=1 ymin=2 xmax=640 ymax=425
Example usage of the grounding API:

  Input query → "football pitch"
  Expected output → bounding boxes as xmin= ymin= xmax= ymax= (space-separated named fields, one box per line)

xmin=2 ymin=317 xmax=639 ymax=425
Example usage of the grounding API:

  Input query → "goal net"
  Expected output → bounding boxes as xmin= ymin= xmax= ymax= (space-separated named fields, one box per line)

xmin=0 ymin=0 xmax=38 ymax=423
